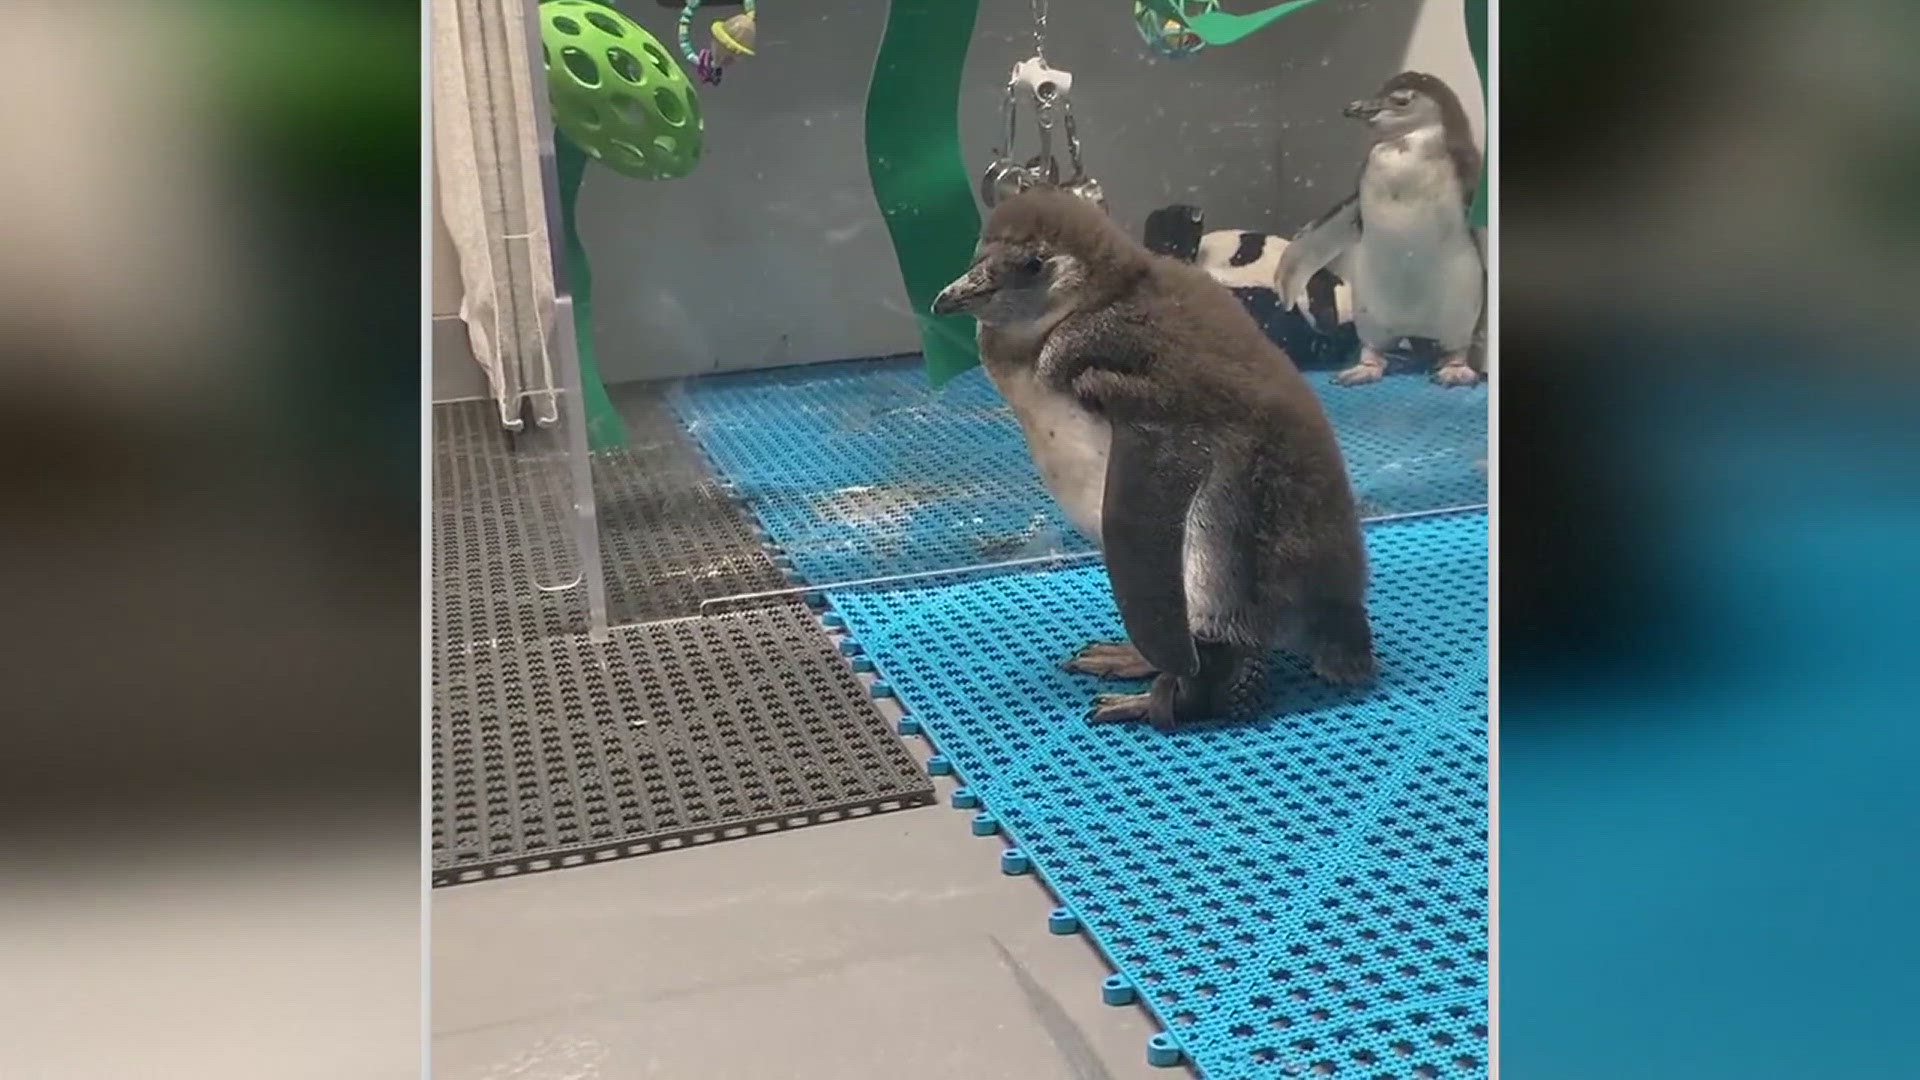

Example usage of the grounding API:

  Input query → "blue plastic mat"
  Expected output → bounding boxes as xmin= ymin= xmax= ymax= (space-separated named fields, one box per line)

xmin=672 ymin=356 xmax=1485 ymax=588
xmin=826 ymin=512 xmax=1487 ymax=1078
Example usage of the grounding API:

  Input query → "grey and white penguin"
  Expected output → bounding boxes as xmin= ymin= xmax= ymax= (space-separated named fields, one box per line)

xmin=1277 ymin=71 xmax=1486 ymax=387
xmin=931 ymin=188 xmax=1375 ymax=730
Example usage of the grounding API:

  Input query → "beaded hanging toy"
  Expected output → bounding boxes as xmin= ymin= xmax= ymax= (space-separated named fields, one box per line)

xmin=678 ymin=0 xmax=757 ymax=86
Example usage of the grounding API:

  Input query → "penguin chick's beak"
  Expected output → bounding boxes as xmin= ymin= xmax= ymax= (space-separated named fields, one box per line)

xmin=932 ymin=270 xmax=991 ymax=316
xmin=1343 ymin=98 xmax=1383 ymax=120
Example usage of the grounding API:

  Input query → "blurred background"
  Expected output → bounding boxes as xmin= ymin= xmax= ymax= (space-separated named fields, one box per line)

xmin=1 ymin=0 xmax=1915 ymax=1075
xmin=0 ymin=1 xmax=419 ymax=1077
xmin=1500 ymin=0 xmax=1920 ymax=1075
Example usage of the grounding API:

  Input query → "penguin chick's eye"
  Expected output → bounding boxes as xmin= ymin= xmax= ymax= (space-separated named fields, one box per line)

xmin=1389 ymin=90 xmax=1414 ymax=106
xmin=1020 ymin=255 xmax=1046 ymax=276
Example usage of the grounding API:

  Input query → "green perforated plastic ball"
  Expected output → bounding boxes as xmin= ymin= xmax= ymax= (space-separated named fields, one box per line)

xmin=540 ymin=0 xmax=702 ymax=180
xmin=1133 ymin=0 xmax=1215 ymax=58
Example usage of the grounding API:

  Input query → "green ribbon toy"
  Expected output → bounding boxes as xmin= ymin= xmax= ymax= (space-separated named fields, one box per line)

xmin=1465 ymin=0 xmax=1487 ymax=229
xmin=1138 ymin=0 xmax=1333 ymax=47
xmin=555 ymin=132 xmax=628 ymax=452
xmin=865 ymin=0 xmax=986 ymax=388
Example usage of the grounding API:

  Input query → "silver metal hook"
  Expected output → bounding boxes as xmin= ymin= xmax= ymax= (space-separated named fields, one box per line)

xmin=981 ymin=48 xmax=1101 ymax=209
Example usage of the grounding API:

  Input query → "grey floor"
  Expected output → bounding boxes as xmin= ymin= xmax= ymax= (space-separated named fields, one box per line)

xmin=432 ymin=739 xmax=1169 ymax=1080
xmin=431 ymin=385 xmax=1169 ymax=1078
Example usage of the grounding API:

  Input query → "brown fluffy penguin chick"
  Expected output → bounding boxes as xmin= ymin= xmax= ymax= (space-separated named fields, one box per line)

xmin=932 ymin=188 xmax=1375 ymax=730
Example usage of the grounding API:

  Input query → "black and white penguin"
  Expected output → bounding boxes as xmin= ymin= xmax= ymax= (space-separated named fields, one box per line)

xmin=1144 ymin=201 xmax=1359 ymax=368
xmin=1195 ymin=228 xmax=1355 ymax=366
xmin=1277 ymin=71 xmax=1486 ymax=386
xmin=932 ymin=189 xmax=1374 ymax=729
xmin=1143 ymin=203 xmax=1359 ymax=370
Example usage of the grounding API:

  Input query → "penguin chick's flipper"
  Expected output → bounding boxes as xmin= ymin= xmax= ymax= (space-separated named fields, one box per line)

xmin=1098 ymin=416 xmax=1208 ymax=680
xmin=1278 ymin=196 xmax=1360 ymax=314
xmin=1065 ymin=641 xmax=1159 ymax=680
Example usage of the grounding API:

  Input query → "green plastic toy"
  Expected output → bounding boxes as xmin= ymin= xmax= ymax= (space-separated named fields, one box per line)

xmin=1137 ymin=0 xmax=1333 ymax=47
xmin=1133 ymin=0 xmax=1217 ymax=58
xmin=539 ymin=0 xmax=702 ymax=181
xmin=867 ymin=0 xmax=985 ymax=388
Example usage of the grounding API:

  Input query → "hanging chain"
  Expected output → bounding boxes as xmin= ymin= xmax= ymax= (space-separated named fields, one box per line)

xmin=983 ymin=0 xmax=1100 ymax=208
xmin=1062 ymin=108 xmax=1084 ymax=176
xmin=1000 ymin=82 xmax=1018 ymax=160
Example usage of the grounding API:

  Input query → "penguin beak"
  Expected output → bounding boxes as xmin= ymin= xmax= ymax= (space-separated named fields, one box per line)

xmin=1343 ymin=98 xmax=1383 ymax=120
xmin=932 ymin=267 xmax=993 ymax=316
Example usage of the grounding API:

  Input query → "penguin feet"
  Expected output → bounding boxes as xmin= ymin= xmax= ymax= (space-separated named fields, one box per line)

xmin=1065 ymin=641 xmax=1158 ymax=680
xmin=1085 ymin=685 xmax=1192 ymax=734
xmin=1333 ymin=349 xmax=1389 ymax=386
xmin=1087 ymin=692 xmax=1156 ymax=726
xmin=1084 ymin=643 xmax=1267 ymax=731
xmin=1313 ymin=647 xmax=1378 ymax=686
xmin=1431 ymin=353 xmax=1482 ymax=387
xmin=1307 ymin=596 xmax=1377 ymax=686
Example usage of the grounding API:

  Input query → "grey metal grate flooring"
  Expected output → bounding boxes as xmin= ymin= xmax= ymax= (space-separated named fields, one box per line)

xmin=431 ymin=400 xmax=933 ymax=885
xmin=433 ymin=401 xmax=590 ymax=640
xmin=432 ymin=602 xmax=935 ymax=885
xmin=594 ymin=389 xmax=791 ymax=624
xmin=433 ymin=397 xmax=790 ymax=628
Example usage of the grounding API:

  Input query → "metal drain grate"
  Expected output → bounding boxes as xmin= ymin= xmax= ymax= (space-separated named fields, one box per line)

xmin=671 ymin=357 xmax=1486 ymax=587
xmin=431 ymin=601 xmax=935 ymax=885
xmin=824 ymin=512 xmax=1488 ymax=1078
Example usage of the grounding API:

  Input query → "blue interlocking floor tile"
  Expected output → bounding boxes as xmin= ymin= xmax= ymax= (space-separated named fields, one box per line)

xmin=672 ymin=356 xmax=1485 ymax=588
xmin=825 ymin=512 xmax=1487 ymax=1079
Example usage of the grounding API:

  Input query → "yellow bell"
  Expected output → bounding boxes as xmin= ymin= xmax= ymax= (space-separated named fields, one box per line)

xmin=709 ymin=11 xmax=756 ymax=64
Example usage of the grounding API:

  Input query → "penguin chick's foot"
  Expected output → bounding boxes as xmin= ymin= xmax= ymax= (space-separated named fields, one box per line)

xmin=1334 ymin=348 xmax=1389 ymax=386
xmin=1085 ymin=643 xmax=1267 ymax=731
xmin=1313 ymin=646 xmax=1377 ymax=686
xmin=1087 ymin=692 xmax=1155 ymax=725
xmin=1432 ymin=352 xmax=1482 ymax=387
xmin=1065 ymin=641 xmax=1158 ymax=680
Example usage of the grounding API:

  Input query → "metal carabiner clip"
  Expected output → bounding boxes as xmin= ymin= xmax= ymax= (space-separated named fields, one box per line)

xmin=979 ymin=56 xmax=1103 ymax=209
